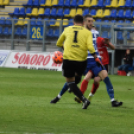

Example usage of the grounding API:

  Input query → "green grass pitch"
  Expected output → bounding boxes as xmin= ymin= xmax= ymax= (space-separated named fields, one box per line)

xmin=0 ymin=68 xmax=134 ymax=134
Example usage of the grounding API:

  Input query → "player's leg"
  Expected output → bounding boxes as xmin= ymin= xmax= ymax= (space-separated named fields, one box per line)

xmin=51 ymin=73 xmax=83 ymax=103
xmin=98 ymin=70 xmax=123 ymax=107
xmin=87 ymin=76 xmax=100 ymax=101
xmin=80 ymin=71 xmax=93 ymax=94
xmin=50 ymin=82 xmax=68 ymax=103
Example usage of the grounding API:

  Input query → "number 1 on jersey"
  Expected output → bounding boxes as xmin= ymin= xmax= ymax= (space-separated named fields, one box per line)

xmin=73 ymin=31 xmax=78 ymax=43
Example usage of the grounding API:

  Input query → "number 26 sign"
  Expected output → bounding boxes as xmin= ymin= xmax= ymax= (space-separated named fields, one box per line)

xmin=31 ymin=26 xmax=43 ymax=39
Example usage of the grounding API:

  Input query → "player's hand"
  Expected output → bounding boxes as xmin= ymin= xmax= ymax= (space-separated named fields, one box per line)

xmin=103 ymin=38 xmax=110 ymax=44
xmin=95 ymin=57 xmax=104 ymax=68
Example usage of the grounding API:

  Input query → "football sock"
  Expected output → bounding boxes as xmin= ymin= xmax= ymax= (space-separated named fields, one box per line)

xmin=68 ymin=82 xmax=86 ymax=103
xmin=59 ymin=82 xmax=69 ymax=96
xmin=103 ymin=77 xmax=114 ymax=100
xmin=91 ymin=83 xmax=99 ymax=94
xmin=80 ymin=79 xmax=89 ymax=94
xmin=57 ymin=94 xmax=61 ymax=99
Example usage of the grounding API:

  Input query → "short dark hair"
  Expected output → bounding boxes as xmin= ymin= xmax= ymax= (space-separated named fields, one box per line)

xmin=84 ymin=14 xmax=93 ymax=20
xmin=73 ymin=14 xmax=84 ymax=23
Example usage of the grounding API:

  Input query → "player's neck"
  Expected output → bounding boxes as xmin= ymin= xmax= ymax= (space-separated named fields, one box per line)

xmin=74 ymin=23 xmax=83 ymax=26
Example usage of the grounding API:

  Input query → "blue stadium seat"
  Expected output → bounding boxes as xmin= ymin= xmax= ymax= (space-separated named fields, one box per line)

xmin=102 ymin=31 xmax=109 ymax=38
xmin=124 ymin=0 xmax=131 ymax=7
xmin=111 ymin=20 xmax=116 ymax=23
xmin=132 ymin=10 xmax=134 ymax=18
xmin=21 ymin=27 xmax=27 ymax=37
xmin=57 ymin=0 xmax=64 ymax=6
xmin=132 ymin=0 xmax=134 ymax=7
xmin=117 ymin=9 xmax=124 ymax=18
xmin=49 ymin=19 xmax=56 ymax=25
xmin=19 ymin=7 xmax=26 ymax=17
xmin=126 ymin=20 xmax=131 ymax=23
xmin=64 ymin=8 xmax=70 ymax=16
xmin=33 ymin=0 xmax=40 ymax=7
xmin=44 ymin=18 xmax=49 ymax=26
xmin=0 ymin=17 xmax=5 ymax=25
xmin=110 ymin=9 xmax=117 ymax=18
xmin=95 ymin=19 xmax=102 ymax=28
xmin=50 ymin=8 xmax=57 ymax=17
xmin=15 ymin=27 xmax=21 ymax=36
xmin=53 ymin=29 xmax=59 ymax=38
xmin=102 ymin=20 xmax=110 ymax=28
xmin=9 ymin=8 xmax=19 ymax=16
xmin=104 ymin=0 xmax=111 ymax=6
xmin=47 ymin=28 xmax=54 ymax=37
xmin=26 ymin=7 xmax=32 ymax=15
xmin=64 ymin=0 xmax=70 ymax=7
xmin=68 ymin=19 xmax=73 ymax=26
xmin=90 ymin=9 xmax=96 ymax=16
xmin=96 ymin=0 xmax=105 ymax=7
xmin=117 ymin=20 xmax=124 ymax=27
xmin=5 ymin=17 xmax=12 ymax=25
xmin=125 ymin=9 xmax=132 ymax=19
xmin=23 ymin=0 xmax=33 ymax=6
xmin=0 ymin=27 xmax=3 ymax=35
xmin=77 ymin=0 xmax=84 ymax=6
xmin=117 ymin=31 xmax=123 ymax=40
xmin=127 ymin=32 xmax=130 ymax=39
xmin=83 ymin=9 xmax=89 ymax=16
xmin=70 ymin=0 xmax=77 ymax=7
xmin=40 ymin=0 xmax=45 ymax=5
xmin=13 ymin=17 xmax=18 ymax=23
xmin=57 ymin=8 xmax=63 ymax=17
xmin=37 ymin=18 xmax=43 ymax=26
xmin=44 ymin=8 xmax=50 ymax=16
xmin=31 ymin=18 xmax=36 ymax=25
xmin=3 ymin=27 xmax=9 ymax=36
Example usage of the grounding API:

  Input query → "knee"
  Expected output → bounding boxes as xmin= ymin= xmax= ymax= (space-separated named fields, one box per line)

xmin=75 ymin=75 xmax=82 ymax=84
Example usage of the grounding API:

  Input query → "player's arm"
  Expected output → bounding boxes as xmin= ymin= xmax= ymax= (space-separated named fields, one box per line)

xmin=87 ymin=33 xmax=95 ymax=54
xmin=104 ymin=38 xmax=115 ymax=50
xmin=56 ymin=31 xmax=65 ymax=48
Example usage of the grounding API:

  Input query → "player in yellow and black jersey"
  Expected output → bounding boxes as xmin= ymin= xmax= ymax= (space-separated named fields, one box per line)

xmin=52 ymin=15 xmax=102 ymax=109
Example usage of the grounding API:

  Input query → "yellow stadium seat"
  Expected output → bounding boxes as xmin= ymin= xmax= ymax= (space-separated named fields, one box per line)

xmin=93 ymin=9 xmax=103 ymax=18
xmin=52 ymin=0 xmax=58 ymax=6
xmin=63 ymin=19 xmax=68 ymax=26
xmin=44 ymin=0 xmax=52 ymax=6
xmin=0 ymin=0 xmax=4 ymax=6
xmin=65 ymin=9 xmax=76 ymax=17
xmin=55 ymin=19 xmax=62 ymax=26
xmin=90 ymin=0 xmax=97 ymax=7
xmin=79 ymin=0 xmax=90 ymax=7
xmin=118 ymin=0 xmax=125 ymax=7
xmin=3 ymin=0 xmax=9 ymax=5
xmin=31 ymin=8 xmax=38 ymax=16
xmin=76 ymin=8 xmax=83 ymax=15
xmin=15 ymin=17 xmax=24 ymax=26
xmin=24 ymin=17 xmax=30 ymax=25
xmin=107 ymin=0 xmax=118 ymax=7
xmin=103 ymin=9 xmax=110 ymax=17
xmin=38 ymin=8 xmax=44 ymax=15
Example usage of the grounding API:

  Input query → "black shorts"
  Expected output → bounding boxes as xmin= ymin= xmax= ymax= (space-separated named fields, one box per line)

xmin=104 ymin=64 xmax=108 ymax=72
xmin=62 ymin=59 xmax=87 ymax=78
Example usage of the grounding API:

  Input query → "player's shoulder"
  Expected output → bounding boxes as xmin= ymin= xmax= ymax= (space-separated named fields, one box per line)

xmin=91 ymin=29 xmax=99 ymax=34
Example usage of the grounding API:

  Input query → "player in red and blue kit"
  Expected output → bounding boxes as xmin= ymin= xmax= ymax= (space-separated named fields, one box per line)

xmin=51 ymin=15 xmax=123 ymax=107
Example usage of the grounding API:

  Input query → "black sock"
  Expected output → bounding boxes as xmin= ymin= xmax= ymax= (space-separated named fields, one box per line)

xmin=68 ymin=82 xmax=86 ymax=103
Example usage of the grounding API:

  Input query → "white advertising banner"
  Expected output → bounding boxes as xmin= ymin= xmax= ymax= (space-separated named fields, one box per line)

xmin=0 ymin=50 xmax=10 ymax=67
xmin=4 ymin=51 xmax=62 ymax=71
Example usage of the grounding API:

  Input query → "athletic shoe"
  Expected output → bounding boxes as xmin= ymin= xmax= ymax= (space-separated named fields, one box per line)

xmin=112 ymin=100 xmax=123 ymax=107
xmin=50 ymin=96 xmax=60 ymax=103
xmin=82 ymin=100 xmax=90 ymax=109
xmin=74 ymin=96 xmax=82 ymax=103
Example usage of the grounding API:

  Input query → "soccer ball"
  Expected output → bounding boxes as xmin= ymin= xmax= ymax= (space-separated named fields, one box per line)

xmin=52 ymin=51 xmax=63 ymax=64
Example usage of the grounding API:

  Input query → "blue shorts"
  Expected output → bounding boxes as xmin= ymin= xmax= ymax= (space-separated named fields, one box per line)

xmin=83 ymin=58 xmax=106 ymax=77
